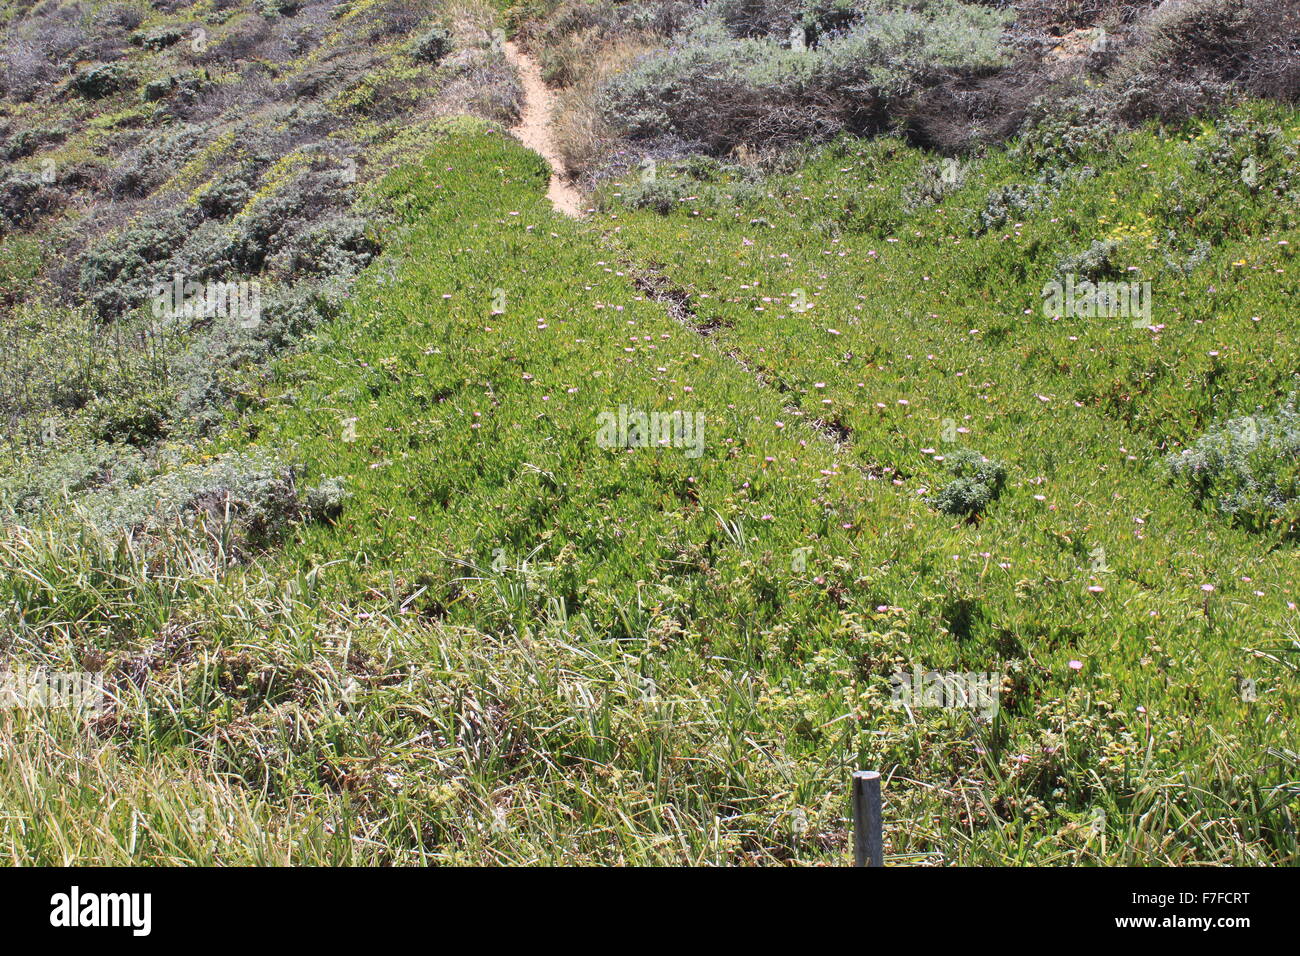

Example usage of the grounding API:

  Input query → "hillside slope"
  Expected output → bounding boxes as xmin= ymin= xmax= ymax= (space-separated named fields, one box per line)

xmin=0 ymin=0 xmax=1297 ymax=865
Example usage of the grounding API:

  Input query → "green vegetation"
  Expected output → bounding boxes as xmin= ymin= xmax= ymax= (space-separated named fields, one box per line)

xmin=1 ymin=0 xmax=1298 ymax=866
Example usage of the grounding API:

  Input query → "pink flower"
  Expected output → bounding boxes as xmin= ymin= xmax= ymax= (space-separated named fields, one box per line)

xmin=1068 ymin=660 xmax=1083 ymax=671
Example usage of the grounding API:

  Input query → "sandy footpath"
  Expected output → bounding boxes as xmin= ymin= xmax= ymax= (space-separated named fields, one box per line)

xmin=504 ymin=41 xmax=585 ymax=218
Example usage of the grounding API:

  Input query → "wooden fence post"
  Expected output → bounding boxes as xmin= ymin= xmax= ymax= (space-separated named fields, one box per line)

xmin=852 ymin=770 xmax=883 ymax=867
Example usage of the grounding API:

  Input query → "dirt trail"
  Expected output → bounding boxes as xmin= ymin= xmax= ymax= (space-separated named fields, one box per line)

xmin=504 ymin=44 xmax=845 ymax=455
xmin=504 ymin=41 xmax=585 ymax=218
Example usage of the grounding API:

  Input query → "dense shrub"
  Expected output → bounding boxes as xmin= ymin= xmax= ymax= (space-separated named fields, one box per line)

xmin=1128 ymin=0 xmax=1300 ymax=105
xmin=264 ymin=213 xmax=378 ymax=280
xmin=972 ymin=180 xmax=1046 ymax=234
xmin=609 ymin=156 xmax=765 ymax=213
xmin=82 ymin=142 xmax=371 ymax=324
xmin=521 ymin=0 xmax=690 ymax=47
xmin=196 ymin=166 xmax=257 ymax=219
xmin=168 ymin=220 xmax=244 ymax=285
xmin=815 ymin=1 xmax=1009 ymax=98
xmin=78 ymin=207 xmax=195 ymax=319
xmin=800 ymin=0 xmax=871 ymax=37
xmin=1013 ymin=97 xmax=1116 ymax=170
xmin=903 ymin=159 xmax=966 ymax=210
xmin=74 ymin=449 xmax=328 ymax=549
xmin=203 ymin=13 xmax=274 ymax=63
xmin=229 ymin=163 xmax=357 ymax=272
xmin=0 ymin=304 xmax=117 ymax=422
xmin=1161 ymin=234 xmax=1211 ymax=277
xmin=302 ymin=475 xmax=348 ymax=522
xmin=98 ymin=3 xmax=146 ymax=32
xmin=0 ymin=172 xmax=65 ymax=233
xmin=141 ymin=76 xmax=174 ymax=102
xmin=85 ymin=388 xmax=172 ymax=447
xmin=1 ymin=443 xmax=339 ymax=553
xmin=0 ymin=4 xmax=89 ymax=99
xmin=613 ymin=175 xmax=697 ymax=213
xmin=105 ymin=124 xmax=206 ymax=199
xmin=141 ymin=71 xmax=212 ymax=105
xmin=1055 ymin=238 xmax=1123 ymax=281
xmin=598 ymin=28 xmax=830 ymax=149
xmin=1089 ymin=0 xmax=1297 ymax=124
xmin=599 ymin=2 xmax=1010 ymax=154
xmin=131 ymin=28 xmax=185 ymax=51
xmin=355 ymin=1 xmax=427 ymax=46
xmin=966 ymin=98 xmax=1115 ymax=234
xmin=436 ymin=48 xmax=524 ymax=127
xmin=1192 ymin=116 xmax=1299 ymax=201
xmin=930 ymin=448 xmax=1008 ymax=518
xmin=0 ymin=442 xmax=148 ymax=520
xmin=0 ymin=124 xmax=67 ymax=160
xmin=256 ymin=0 xmax=303 ymax=19
xmin=69 ymin=63 xmax=128 ymax=99
xmin=1012 ymin=0 xmax=1152 ymax=32
xmin=533 ymin=0 xmax=1300 ymax=170
xmin=1145 ymin=112 xmax=1300 ymax=241
xmin=708 ymin=0 xmax=800 ymax=39
xmin=174 ymin=281 xmax=340 ymax=432
xmin=413 ymin=26 xmax=453 ymax=64
xmin=1104 ymin=65 xmax=1231 ymax=125
xmin=1168 ymin=399 xmax=1300 ymax=538
xmin=902 ymin=64 xmax=1048 ymax=153
xmin=172 ymin=327 xmax=258 ymax=433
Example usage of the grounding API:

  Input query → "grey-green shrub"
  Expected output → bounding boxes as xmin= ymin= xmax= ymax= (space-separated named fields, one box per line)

xmin=903 ymin=160 xmax=965 ymax=211
xmin=1113 ymin=0 xmax=1300 ymax=115
xmin=86 ymin=389 xmax=173 ymax=447
xmin=303 ymin=475 xmax=348 ymax=522
xmin=598 ymin=1 xmax=1010 ymax=153
xmin=413 ymin=27 xmax=453 ymax=65
xmin=106 ymin=123 xmax=206 ymax=199
xmin=0 ymin=443 xmax=148 ymax=521
xmin=0 ymin=124 xmax=67 ymax=160
xmin=67 ymin=449 xmax=328 ymax=549
xmin=1055 ymin=239 xmax=1123 ymax=282
xmin=1013 ymin=98 xmax=1116 ymax=172
xmin=1168 ymin=399 xmax=1300 ymax=538
xmin=610 ymin=157 xmax=764 ymax=214
xmin=930 ymin=448 xmax=1008 ymax=518
xmin=0 ymin=172 xmax=64 ymax=232
xmin=973 ymin=181 xmax=1045 ymax=234
xmin=263 ymin=213 xmax=378 ymax=281
xmin=78 ymin=207 xmax=195 ymax=319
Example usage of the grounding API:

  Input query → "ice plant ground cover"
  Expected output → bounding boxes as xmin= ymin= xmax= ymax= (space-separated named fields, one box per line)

xmin=4 ymin=103 xmax=1297 ymax=863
